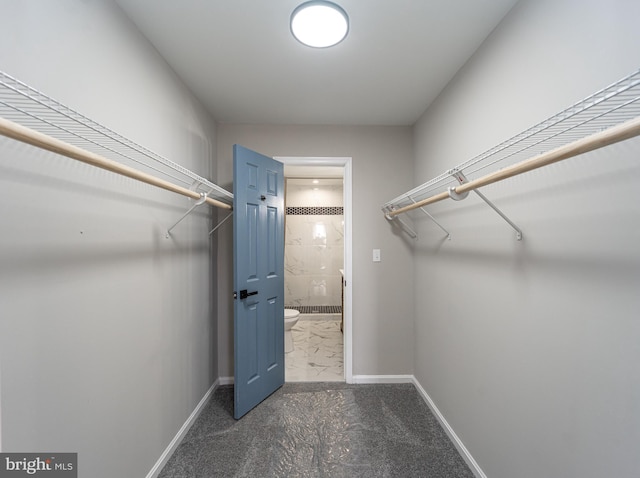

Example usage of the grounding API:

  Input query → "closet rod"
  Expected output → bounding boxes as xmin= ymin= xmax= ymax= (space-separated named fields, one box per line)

xmin=0 ymin=116 xmax=232 ymax=210
xmin=386 ymin=115 xmax=640 ymax=218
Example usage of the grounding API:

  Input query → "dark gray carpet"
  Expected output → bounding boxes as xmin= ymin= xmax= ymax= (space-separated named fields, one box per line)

xmin=158 ymin=383 xmax=474 ymax=478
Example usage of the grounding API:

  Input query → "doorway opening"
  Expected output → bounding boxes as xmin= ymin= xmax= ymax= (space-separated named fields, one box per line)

xmin=276 ymin=157 xmax=352 ymax=383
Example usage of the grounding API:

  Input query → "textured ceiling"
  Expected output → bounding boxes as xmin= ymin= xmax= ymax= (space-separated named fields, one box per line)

xmin=116 ymin=0 xmax=518 ymax=126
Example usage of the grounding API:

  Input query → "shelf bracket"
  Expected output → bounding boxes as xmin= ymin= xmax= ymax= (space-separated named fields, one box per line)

xmin=166 ymin=192 xmax=208 ymax=238
xmin=383 ymin=197 xmax=451 ymax=240
xmin=384 ymin=208 xmax=417 ymax=238
xmin=410 ymin=197 xmax=451 ymax=240
xmin=209 ymin=211 xmax=233 ymax=236
xmin=448 ymin=169 xmax=523 ymax=241
xmin=394 ymin=215 xmax=418 ymax=239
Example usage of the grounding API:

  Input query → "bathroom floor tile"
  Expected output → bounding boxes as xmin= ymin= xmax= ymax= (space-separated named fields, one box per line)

xmin=285 ymin=317 xmax=343 ymax=382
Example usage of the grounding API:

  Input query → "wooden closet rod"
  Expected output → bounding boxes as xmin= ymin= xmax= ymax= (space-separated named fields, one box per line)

xmin=0 ymin=116 xmax=232 ymax=210
xmin=387 ymin=116 xmax=640 ymax=218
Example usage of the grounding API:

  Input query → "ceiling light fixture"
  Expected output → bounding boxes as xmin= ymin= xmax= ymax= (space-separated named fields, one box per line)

xmin=290 ymin=1 xmax=349 ymax=48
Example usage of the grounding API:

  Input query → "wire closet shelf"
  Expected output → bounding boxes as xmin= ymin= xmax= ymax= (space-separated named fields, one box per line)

xmin=0 ymin=70 xmax=233 ymax=208
xmin=382 ymin=69 xmax=640 ymax=222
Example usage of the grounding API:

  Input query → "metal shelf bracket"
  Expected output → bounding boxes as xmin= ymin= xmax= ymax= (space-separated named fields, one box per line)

xmin=209 ymin=211 xmax=233 ymax=236
xmin=384 ymin=200 xmax=451 ymax=240
xmin=166 ymin=192 xmax=208 ymax=238
xmin=410 ymin=197 xmax=451 ymax=240
xmin=383 ymin=208 xmax=417 ymax=238
xmin=449 ymin=169 xmax=523 ymax=241
xmin=448 ymin=169 xmax=470 ymax=201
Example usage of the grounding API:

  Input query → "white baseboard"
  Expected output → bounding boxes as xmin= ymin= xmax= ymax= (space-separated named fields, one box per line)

xmin=411 ymin=377 xmax=487 ymax=478
xmin=218 ymin=376 xmax=234 ymax=385
xmin=145 ymin=378 xmax=219 ymax=478
xmin=350 ymin=374 xmax=414 ymax=384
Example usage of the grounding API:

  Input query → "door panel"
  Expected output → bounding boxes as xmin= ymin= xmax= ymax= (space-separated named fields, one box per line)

xmin=266 ymin=298 xmax=278 ymax=369
xmin=267 ymin=169 xmax=278 ymax=196
xmin=245 ymin=203 xmax=259 ymax=280
xmin=233 ymin=145 xmax=285 ymax=419
xmin=246 ymin=302 xmax=259 ymax=384
xmin=266 ymin=206 xmax=278 ymax=276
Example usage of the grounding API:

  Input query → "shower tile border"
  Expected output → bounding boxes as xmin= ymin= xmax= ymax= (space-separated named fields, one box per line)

xmin=286 ymin=206 xmax=344 ymax=215
xmin=285 ymin=305 xmax=342 ymax=314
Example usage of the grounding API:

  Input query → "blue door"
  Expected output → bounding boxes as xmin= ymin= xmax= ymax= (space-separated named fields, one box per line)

xmin=233 ymin=145 xmax=285 ymax=419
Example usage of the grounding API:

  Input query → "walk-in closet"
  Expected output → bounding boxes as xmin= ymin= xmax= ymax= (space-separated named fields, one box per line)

xmin=1 ymin=1 xmax=639 ymax=477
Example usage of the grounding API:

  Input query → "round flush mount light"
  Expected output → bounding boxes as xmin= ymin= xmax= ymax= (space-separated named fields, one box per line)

xmin=290 ymin=1 xmax=349 ymax=48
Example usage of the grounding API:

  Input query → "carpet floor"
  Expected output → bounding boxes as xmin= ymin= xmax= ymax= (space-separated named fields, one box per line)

xmin=158 ymin=382 xmax=474 ymax=478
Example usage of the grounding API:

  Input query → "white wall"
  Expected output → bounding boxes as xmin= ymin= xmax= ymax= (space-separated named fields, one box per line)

xmin=0 ymin=1 xmax=218 ymax=477
xmin=412 ymin=0 xmax=640 ymax=477
xmin=216 ymin=124 xmax=415 ymax=379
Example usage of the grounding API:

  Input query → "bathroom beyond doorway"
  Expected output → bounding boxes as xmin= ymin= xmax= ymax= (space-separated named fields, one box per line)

xmin=279 ymin=157 xmax=352 ymax=382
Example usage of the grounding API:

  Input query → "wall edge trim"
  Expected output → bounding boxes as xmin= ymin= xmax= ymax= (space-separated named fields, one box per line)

xmin=145 ymin=378 xmax=220 ymax=478
xmin=411 ymin=376 xmax=487 ymax=478
xmin=351 ymin=374 xmax=414 ymax=384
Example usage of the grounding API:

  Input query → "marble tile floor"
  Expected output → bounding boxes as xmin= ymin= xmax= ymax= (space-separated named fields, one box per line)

xmin=285 ymin=314 xmax=344 ymax=382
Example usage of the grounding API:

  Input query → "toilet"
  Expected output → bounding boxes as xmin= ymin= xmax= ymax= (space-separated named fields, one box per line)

xmin=284 ymin=309 xmax=300 ymax=353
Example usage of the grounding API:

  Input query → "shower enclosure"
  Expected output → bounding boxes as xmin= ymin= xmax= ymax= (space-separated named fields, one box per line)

xmin=284 ymin=178 xmax=344 ymax=313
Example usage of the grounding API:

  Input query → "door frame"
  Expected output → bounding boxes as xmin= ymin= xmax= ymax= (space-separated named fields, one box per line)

xmin=275 ymin=156 xmax=353 ymax=383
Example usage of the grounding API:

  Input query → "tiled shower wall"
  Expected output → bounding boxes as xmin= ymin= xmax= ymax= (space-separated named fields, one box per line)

xmin=285 ymin=179 xmax=344 ymax=309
